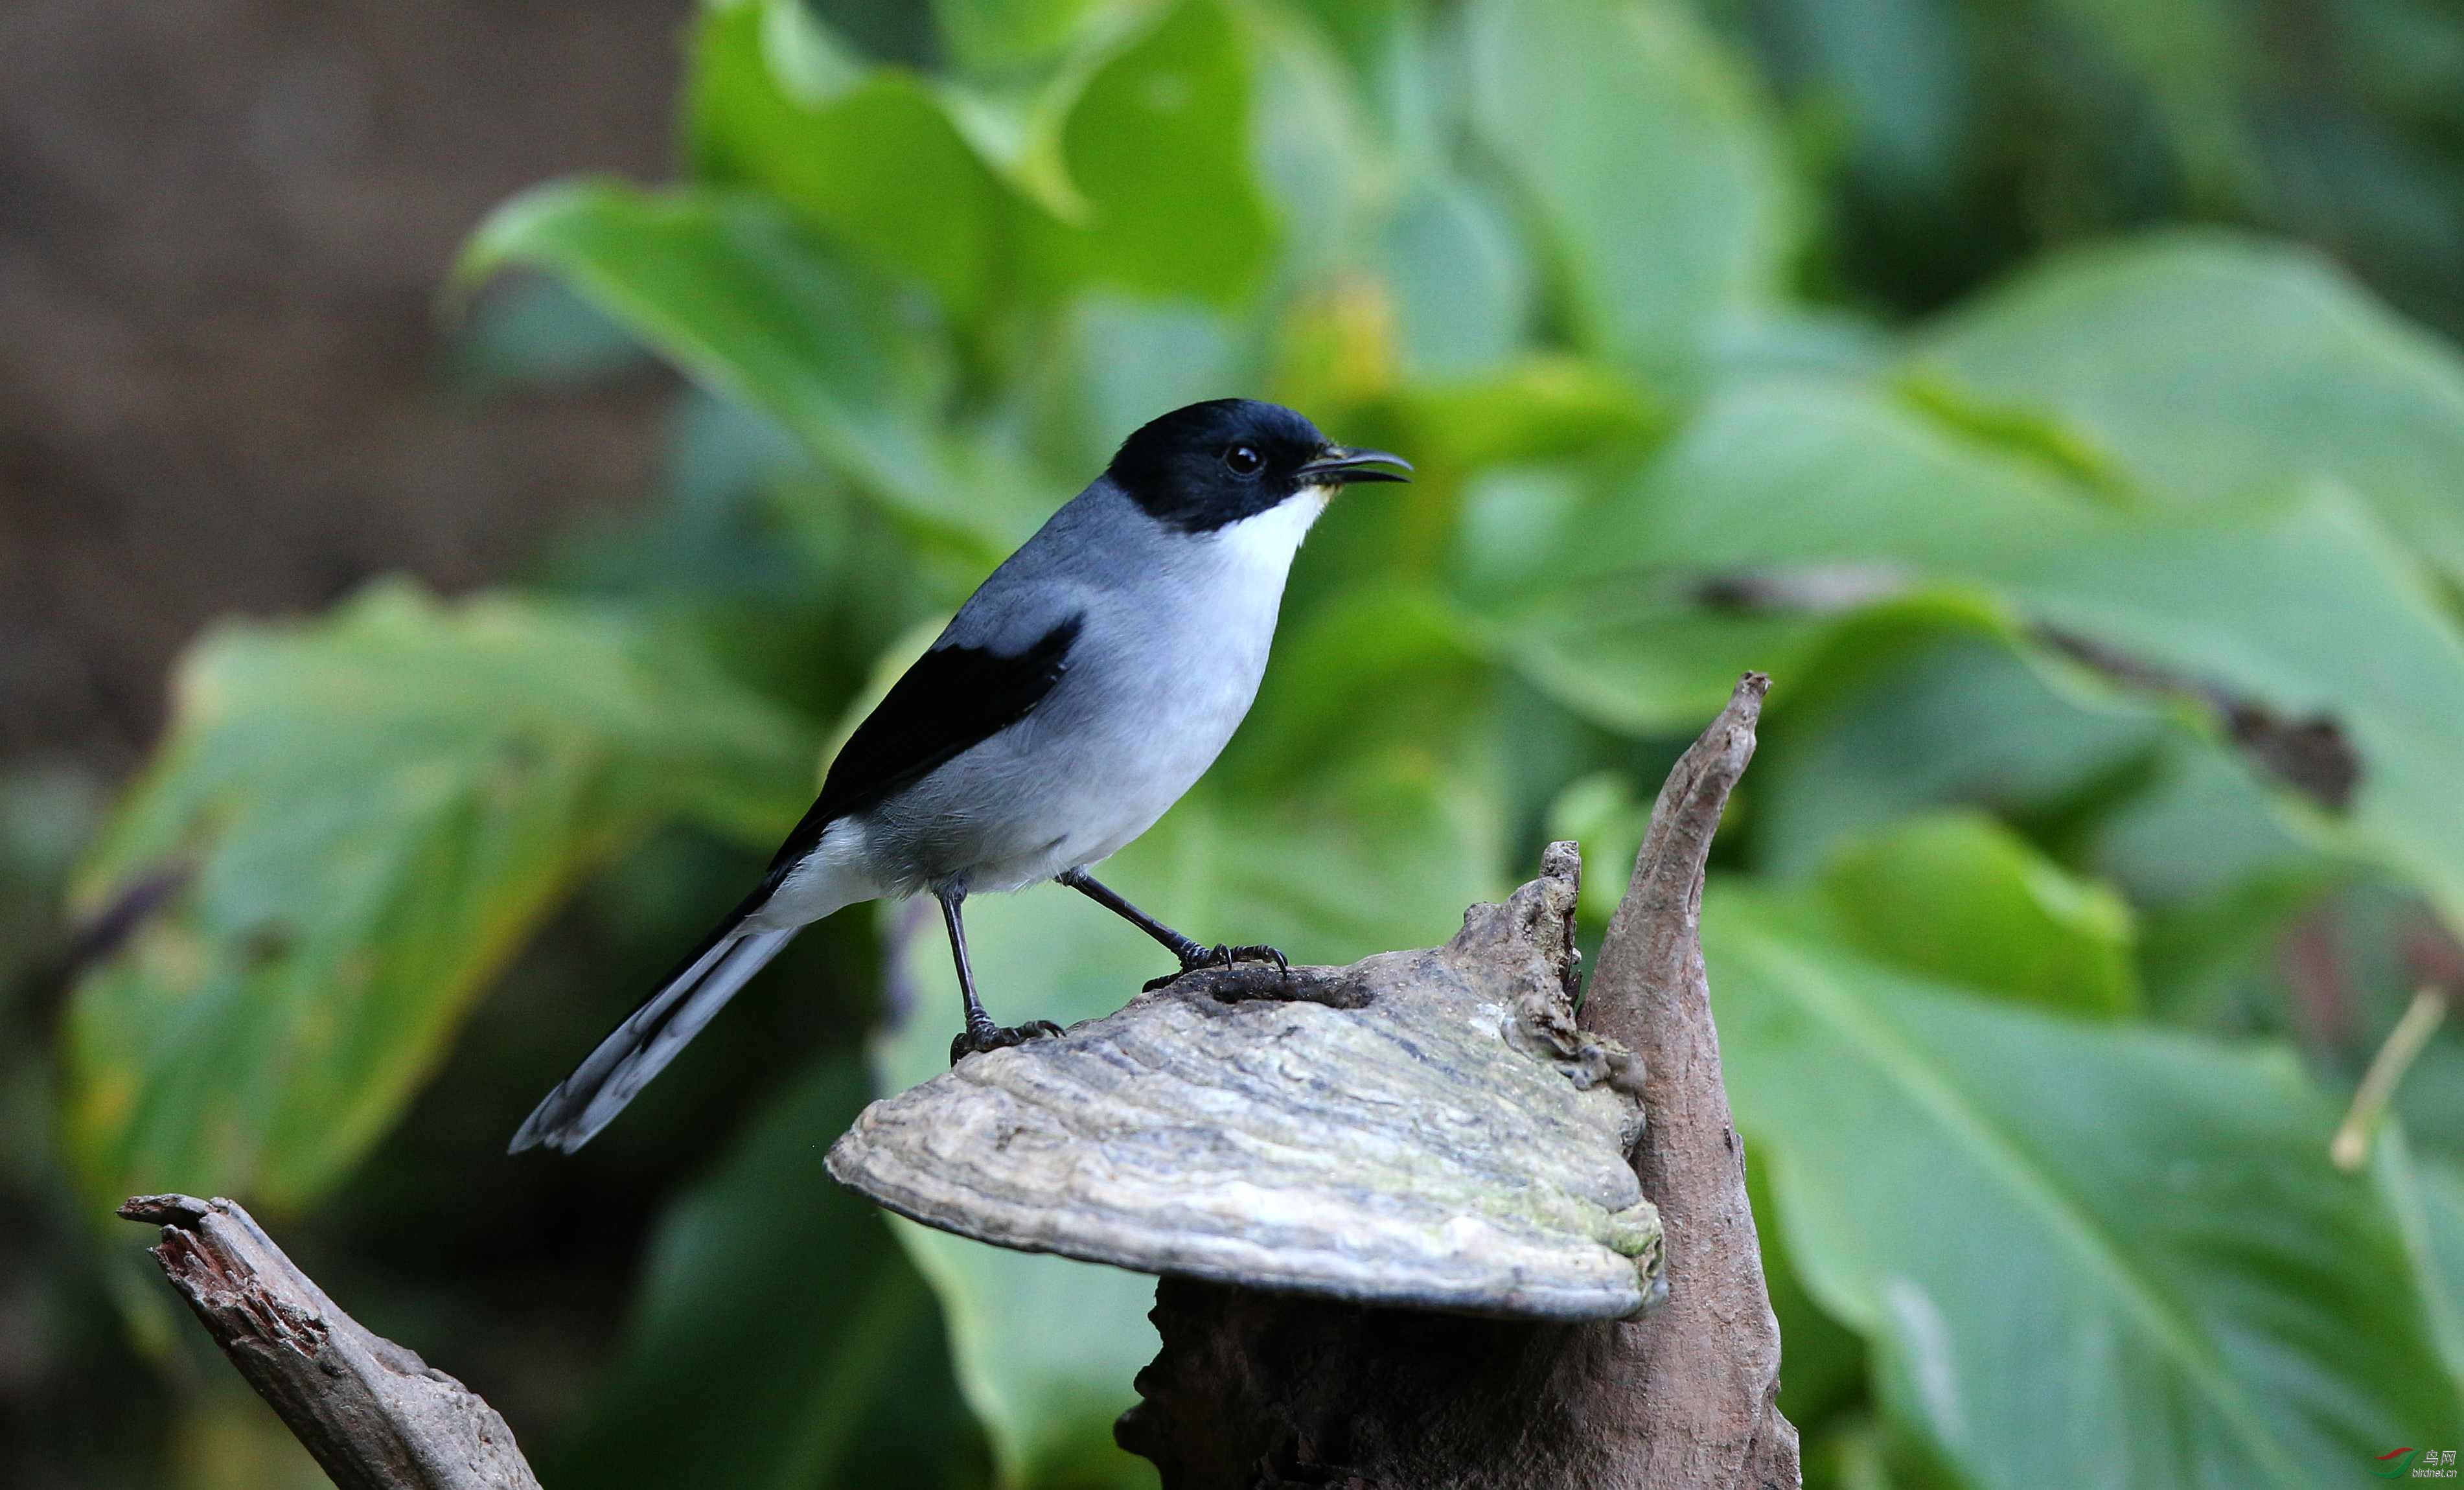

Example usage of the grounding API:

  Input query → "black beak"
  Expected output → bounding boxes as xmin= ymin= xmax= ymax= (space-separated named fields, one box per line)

xmin=1296 ymin=446 xmax=1412 ymax=485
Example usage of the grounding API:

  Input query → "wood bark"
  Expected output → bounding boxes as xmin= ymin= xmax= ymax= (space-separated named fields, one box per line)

xmin=1114 ymin=673 xmax=1798 ymax=1489
xmin=1577 ymin=670 xmax=1797 ymax=1487
xmin=118 ymin=1193 xmax=540 ymax=1490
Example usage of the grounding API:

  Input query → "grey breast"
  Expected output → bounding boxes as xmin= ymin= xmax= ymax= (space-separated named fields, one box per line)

xmin=865 ymin=481 xmax=1269 ymax=893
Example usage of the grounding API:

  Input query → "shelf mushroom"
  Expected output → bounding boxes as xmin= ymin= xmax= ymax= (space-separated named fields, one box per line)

xmin=827 ymin=843 xmax=1663 ymax=1322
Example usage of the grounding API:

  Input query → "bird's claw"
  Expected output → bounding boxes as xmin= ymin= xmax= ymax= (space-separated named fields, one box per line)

xmin=949 ymin=1019 xmax=1065 ymax=1065
xmin=1143 ymin=942 xmax=1291 ymax=992
xmin=1218 ymin=943 xmax=1291 ymax=976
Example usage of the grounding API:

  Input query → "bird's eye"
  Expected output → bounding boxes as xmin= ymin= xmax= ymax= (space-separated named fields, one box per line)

xmin=1224 ymin=444 xmax=1264 ymax=477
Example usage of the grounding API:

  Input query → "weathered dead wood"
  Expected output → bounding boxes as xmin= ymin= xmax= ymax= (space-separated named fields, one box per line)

xmin=1576 ymin=670 xmax=1799 ymax=1487
xmin=118 ymin=1193 xmax=540 ymax=1490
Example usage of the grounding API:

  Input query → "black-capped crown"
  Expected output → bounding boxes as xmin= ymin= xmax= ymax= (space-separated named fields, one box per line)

xmin=1106 ymin=399 xmax=1333 ymax=533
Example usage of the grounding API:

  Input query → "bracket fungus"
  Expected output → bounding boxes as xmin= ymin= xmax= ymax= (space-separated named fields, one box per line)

xmin=825 ymin=841 xmax=1664 ymax=1321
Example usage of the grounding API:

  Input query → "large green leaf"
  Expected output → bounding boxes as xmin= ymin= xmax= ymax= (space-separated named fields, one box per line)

xmin=870 ymin=750 xmax=1503 ymax=1486
xmin=2385 ymin=1134 xmax=2464 ymax=1392
xmin=694 ymin=0 xmax=1276 ymax=317
xmin=62 ymin=582 xmax=816 ymax=1211
xmin=1466 ymin=0 xmax=1792 ymax=380
xmin=1502 ymin=571 xmax=2028 ymax=746
xmin=1915 ymin=232 xmax=2464 ymax=587
xmin=1752 ymin=634 xmax=2167 ymax=880
xmin=933 ymin=0 xmax=1149 ymax=76
xmin=1742 ymin=628 xmax=2334 ymax=1020
xmin=2001 ymin=485 xmax=2464 ymax=928
xmin=1572 ymin=377 xmax=2107 ymax=573
xmin=1379 ymin=181 xmax=1537 ymax=376
xmin=1245 ymin=0 xmax=1383 ymax=286
xmin=553 ymin=1049 xmax=989 ymax=1489
xmin=460 ymin=180 xmax=1055 ymax=565
xmin=1709 ymin=884 xmax=2464 ymax=1489
xmin=1819 ymin=810 xmax=2140 ymax=1017
xmin=689 ymin=0 xmax=1014 ymax=321
xmin=1536 ymin=377 xmax=2464 ymax=932
xmin=1024 ymin=0 xmax=1276 ymax=304
xmin=1746 ymin=1160 xmax=1869 ymax=1430
xmin=1356 ymin=0 xmax=1536 ymax=381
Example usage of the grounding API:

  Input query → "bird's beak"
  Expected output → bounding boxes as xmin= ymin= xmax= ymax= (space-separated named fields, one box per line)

xmin=1296 ymin=445 xmax=1412 ymax=485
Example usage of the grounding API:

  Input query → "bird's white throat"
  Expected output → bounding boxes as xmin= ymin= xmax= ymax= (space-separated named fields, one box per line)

xmin=1214 ymin=487 xmax=1333 ymax=577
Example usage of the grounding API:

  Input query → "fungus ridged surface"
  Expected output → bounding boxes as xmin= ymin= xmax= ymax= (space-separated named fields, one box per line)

xmin=826 ymin=844 xmax=1663 ymax=1322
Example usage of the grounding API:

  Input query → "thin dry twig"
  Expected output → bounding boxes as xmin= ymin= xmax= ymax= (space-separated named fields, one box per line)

xmin=2331 ymin=987 xmax=2449 ymax=1172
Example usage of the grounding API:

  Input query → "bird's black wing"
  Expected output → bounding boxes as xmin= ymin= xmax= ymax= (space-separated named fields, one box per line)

xmin=755 ymin=613 xmax=1085 ymax=893
xmin=512 ymin=614 xmax=1082 ymax=1154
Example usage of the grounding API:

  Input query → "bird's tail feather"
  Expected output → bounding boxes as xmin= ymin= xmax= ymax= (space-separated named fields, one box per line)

xmin=509 ymin=915 xmax=799 ymax=1154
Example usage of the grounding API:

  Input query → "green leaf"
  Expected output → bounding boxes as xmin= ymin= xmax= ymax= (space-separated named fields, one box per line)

xmin=2382 ymin=1133 xmax=2464 ymax=1392
xmin=1740 ymin=628 xmax=2333 ymax=1020
xmin=689 ymin=0 xmax=1012 ymax=320
xmin=1916 ymin=231 xmax=2464 ymax=587
xmin=2001 ymin=485 xmax=2464 ymax=930
xmin=1753 ymin=634 xmax=2168 ymax=881
xmin=62 ymin=582 xmax=816 ymax=1211
xmin=552 ymin=1049 xmax=989 ymax=1489
xmin=1543 ymin=771 xmax=1649 ymax=927
xmin=1502 ymin=577 xmax=2012 ymax=741
xmin=1709 ymin=884 xmax=2464 ymax=1489
xmin=460 ymin=179 xmax=1055 ymax=564
xmin=1818 ymin=810 xmax=2140 ymax=1017
xmin=1246 ymin=0 xmax=1383 ymax=285
xmin=870 ymin=750 xmax=1503 ymax=1485
xmin=1027 ymin=0 xmax=1276 ymax=304
xmin=934 ymin=0 xmax=1144 ymax=74
xmin=1543 ymin=377 xmax=2464 ymax=936
xmin=1381 ymin=179 xmax=1536 ymax=377
xmin=1466 ymin=0 xmax=1793 ymax=380
xmin=1385 ymin=355 xmax=1661 ymax=474
xmin=888 ymin=1204 xmax=1159 ymax=1490
xmin=1747 ymin=1159 xmax=1869 ymax=1429
xmin=1574 ymin=376 xmax=2108 ymax=575
xmin=1501 ymin=600 xmax=1828 ymax=737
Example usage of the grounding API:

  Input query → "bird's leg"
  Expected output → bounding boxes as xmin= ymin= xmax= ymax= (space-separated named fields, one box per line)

xmin=940 ymin=891 xmax=1063 ymax=1064
xmin=1055 ymin=868 xmax=1288 ymax=991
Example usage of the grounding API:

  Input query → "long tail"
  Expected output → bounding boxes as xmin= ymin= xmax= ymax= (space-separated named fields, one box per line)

xmin=509 ymin=908 xmax=798 ymax=1154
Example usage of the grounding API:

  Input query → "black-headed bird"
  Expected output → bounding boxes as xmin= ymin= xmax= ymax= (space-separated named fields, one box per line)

xmin=511 ymin=399 xmax=1408 ymax=1153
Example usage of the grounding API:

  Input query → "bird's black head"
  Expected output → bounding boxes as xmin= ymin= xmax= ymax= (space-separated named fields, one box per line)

xmin=1106 ymin=398 xmax=1409 ymax=533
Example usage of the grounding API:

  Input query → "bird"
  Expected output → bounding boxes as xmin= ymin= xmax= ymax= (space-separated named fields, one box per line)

xmin=509 ymin=398 xmax=1409 ymax=1154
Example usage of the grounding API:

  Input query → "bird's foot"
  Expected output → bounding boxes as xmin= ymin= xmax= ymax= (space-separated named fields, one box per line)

xmin=1142 ymin=943 xmax=1290 ymax=992
xmin=949 ymin=1019 xmax=1065 ymax=1065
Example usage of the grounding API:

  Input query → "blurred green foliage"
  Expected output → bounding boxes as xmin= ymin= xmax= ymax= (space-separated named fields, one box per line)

xmin=25 ymin=0 xmax=2464 ymax=1487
